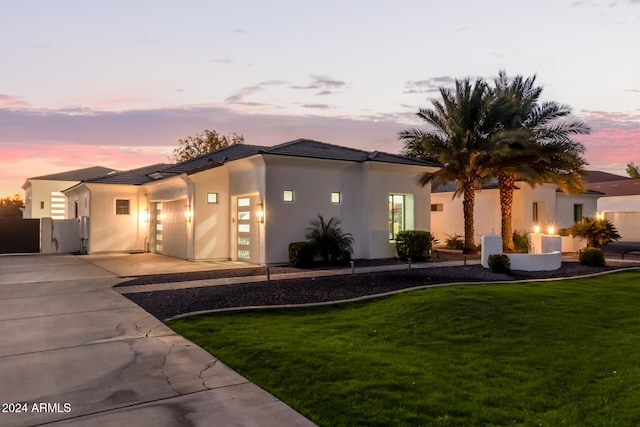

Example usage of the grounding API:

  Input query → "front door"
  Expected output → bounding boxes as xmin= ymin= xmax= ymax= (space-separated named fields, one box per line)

xmin=235 ymin=196 xmax=260 ymax=263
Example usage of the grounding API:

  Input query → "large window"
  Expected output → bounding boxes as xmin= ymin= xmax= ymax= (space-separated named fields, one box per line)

xmin=389 ymin=194 xmax=415 ymax=241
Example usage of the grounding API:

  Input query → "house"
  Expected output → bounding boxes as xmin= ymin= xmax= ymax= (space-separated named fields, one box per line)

xmin=430 ymin=180 xmax=601 ymax=247
xmin=587 ymin=171 xmax=640 ymax=241
xmin=22 ymin=166 xmax=117 ymax=219
xmin=63 ymin=139 xmax=439 ymax=263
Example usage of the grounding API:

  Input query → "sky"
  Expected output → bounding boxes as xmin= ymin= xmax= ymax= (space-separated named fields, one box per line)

xmin=1 ymin=0 xmax=639 ymax=197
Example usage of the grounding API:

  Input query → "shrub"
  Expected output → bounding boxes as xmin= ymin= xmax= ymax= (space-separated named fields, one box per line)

xmin=566 ymin=217 xmax=621 ymax=248
xmin=578 ymin=247 xmax=606 ymax=266
xmin=305 ymin=214 xmax=354 ymax=266
xmin=488 ymin=254 xmax=511 ymax=273
xmin=512 ymin=230 xmax=531 ymax=253
xmin=396 ymin=230 xmax=438 ymax=261
xmin=445 ymin=234 xmax=465 ymax=250
xmin=288 ymin=242 xmax=315 ymax=268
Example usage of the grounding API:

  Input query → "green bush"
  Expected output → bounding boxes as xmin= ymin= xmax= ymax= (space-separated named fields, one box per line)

xmin=488 ymin=254 xmax=511 ymax=273
xmin=396 ymin=230 xmax=437 ymax=261
xmin=566 ymin=217 xmax=621 ymax=248
xmin=512 ymin=230 xmax=531 ymax=253
xmin=288 ymin=242 xmax=315 ymax=268
xmin=445 ymin=234 xmax=465 ymax=250
xmin=578 ymin=247 xmax=606 ymax=266
xmin=305 ymin=214 xmax=354 ymax=266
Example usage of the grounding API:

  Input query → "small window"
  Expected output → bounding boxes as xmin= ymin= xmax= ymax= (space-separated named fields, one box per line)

xmin=115 ymin=199 xmax=130 ymax=215
xmin=573 ymin=204 xmax=583 ymax=223
xmin=532 ymin=202 xmax=539 ymax=223
xmin=238 ymin=197 xmax=251 ymax=207
xmin=283 ymin=190 xmax=294 ymax=202
xmin=331 ymin=192 xmax=341 ymax=204
xmin=207 ymin=192 xmax=218 ymax=204
xmin=431 ymin=203 xmax=443 ymax=212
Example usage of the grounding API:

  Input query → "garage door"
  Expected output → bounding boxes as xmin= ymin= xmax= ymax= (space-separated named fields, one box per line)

xmin=605 ymin=212 xmax=640 ymax=242
xmin=153 ymin=200 xmax=188 ymax=259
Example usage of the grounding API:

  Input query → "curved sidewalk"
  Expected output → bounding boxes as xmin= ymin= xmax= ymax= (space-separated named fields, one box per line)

xmin=0 ymin=254 xmax=315 ymax=427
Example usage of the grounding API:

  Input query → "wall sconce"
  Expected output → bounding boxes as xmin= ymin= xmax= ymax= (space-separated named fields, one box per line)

xmin=142 ymin=208 xmax=150 ymax=223
xmin=256 ymin=203 xmax=264 ymax=223
xmin=533 ymin=225 xmax=540 ymax=233
xmin=547 ymin=226 xmax=555 ymax=235
xmin=184 ymin=205 xmax=193 ymax=223
xmin=596 ymin=212 xmax=604 ymax=220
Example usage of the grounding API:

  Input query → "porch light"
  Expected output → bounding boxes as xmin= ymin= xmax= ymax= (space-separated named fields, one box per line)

xmin=533 ymin=225 xmax=540 ymax=233
xmin=142 ymin=208 xmax=150 ymax=223
xmin=256 ymin=203 xmax=264 ymax=223
xmin=596 ymin=212 xmax=604 ymax=220
xmin=547 ymin=226 xmax=555 ymax=235
xmin=184 ymin=205 xmax=193 ymax=223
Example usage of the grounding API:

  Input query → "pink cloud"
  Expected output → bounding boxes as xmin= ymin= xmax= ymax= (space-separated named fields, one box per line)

xmin=0 ymin=94 xmax=30 ymax=108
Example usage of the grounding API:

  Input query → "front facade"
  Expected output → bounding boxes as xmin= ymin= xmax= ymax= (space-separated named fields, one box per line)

xmin=430 ymin=181 xmax=600 ymax=244
xmin=64 ymin=139 xmax=439 ymax=263
xmin=588 ymin=173 xmax=640 ymax=241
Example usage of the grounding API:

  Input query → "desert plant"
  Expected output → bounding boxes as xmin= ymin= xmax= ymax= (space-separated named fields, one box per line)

xmin=512 ymin=230 xmax=531 ymax=253
xmin=305 ymin=214 xmax=354 ymax=265
xmin=566 ymin=217 xmax=621 ymax=248
xmin=488 ymin=254 xmax=511 ymax=273
xmin=288 ymin=242 xmax=315 ymax=268
xmin=578 ymin=247 xmax=606 ymax=266
xmin=396 ymin=231 xmax=438 ymax=261
xmin=445 ymin=234 xmax=465 ymax=250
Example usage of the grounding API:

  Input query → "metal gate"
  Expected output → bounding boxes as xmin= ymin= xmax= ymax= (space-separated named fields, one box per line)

xmin=0 ymin=219 xmax=40 ymax=253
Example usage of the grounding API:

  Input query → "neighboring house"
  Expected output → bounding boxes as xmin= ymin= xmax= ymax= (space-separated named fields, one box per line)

xmin=63 ymin=139 xmax=439 ymax=263
xmin=430 ymin=180 xmax=601 ymax=245
xmin=587 ymin=171 xmax=640 ymax=241
xmin=22 ymin=166 xmax=117 ymax=219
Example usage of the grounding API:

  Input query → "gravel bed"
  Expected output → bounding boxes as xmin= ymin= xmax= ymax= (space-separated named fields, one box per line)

xmin=124 ymin=260 xmax=640 ymax=321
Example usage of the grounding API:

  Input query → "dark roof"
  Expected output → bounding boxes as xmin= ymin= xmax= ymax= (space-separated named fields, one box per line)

xmin=162 ymin=144 xmax=264 ymax=175
xmin=588 ymin=179 xmax=640 ymax=197
xmin=262 ymin=139 xmax=438 ymax=167
xmin=84 ymin=163 xmax=172 ymax=185
xmin=584 ymin=170 xmax=630 ymax=183
xmin=28 ymin=166 xmax=118 ymax=182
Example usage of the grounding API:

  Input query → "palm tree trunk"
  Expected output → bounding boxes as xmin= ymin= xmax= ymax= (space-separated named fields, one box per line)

xmin=498 ymin=173 xmax=516 ymax=251
xmin=462 ymin=180 xmax=476 ymax=254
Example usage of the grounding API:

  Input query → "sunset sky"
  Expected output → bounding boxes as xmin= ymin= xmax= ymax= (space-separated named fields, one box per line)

xmin=2 ymin=0 xmax=639 ymax=197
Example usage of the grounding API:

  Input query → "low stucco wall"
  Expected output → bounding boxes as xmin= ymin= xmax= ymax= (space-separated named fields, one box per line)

xmin=506 ymin=251 xmax=562 ymax=272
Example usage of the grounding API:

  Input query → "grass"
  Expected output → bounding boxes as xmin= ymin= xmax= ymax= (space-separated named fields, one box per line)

xmin=168 ymin=270 xmax=640 ymax=426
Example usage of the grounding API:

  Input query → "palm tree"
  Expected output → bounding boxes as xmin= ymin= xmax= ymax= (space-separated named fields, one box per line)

xmin=493 ymin=71 xmax=589 ymax=251
xmin=400 ymin=77 xmax=518 ymax=253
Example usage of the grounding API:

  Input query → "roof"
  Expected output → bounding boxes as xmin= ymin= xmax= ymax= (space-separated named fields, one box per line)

xmin=262 ymin=139 xmax=438 ymax=167
xmin=66 ymin=139 xmax=438 ymax=187
xmin=588 ymin=179 xmax=640 ymax=197
xmin=82 ymin=163 xmax=172 ymax=185
xmin=27 ymin=166 xmax=118 ymax=182
xmin=584 ymin=170 xmax=630 ymax=183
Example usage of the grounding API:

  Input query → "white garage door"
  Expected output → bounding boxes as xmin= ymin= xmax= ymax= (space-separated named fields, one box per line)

xmin=153 ymin=200 xmax=188 ymax=259
xmin=605 ymin=212 xmax=640 ymax=242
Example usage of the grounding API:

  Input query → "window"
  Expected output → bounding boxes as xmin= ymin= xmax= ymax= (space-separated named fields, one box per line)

xmin=573 ymin=204 xmax=583 ymax=222
xmin=389 ymin=194 xmax=405 ymax=240
xmin=40 ymin=201 xmax=44 ymax=209
xmin=207 ymin=192 xmax=218 ymax=204
xmin=331 ymin=192 xmax=341 ymax=204
xmin=115 ymin=199 xmax=130 ymax=215
xmin=532 ymin=202 xmax=539 ymax=223
xmin=283 ymin=190 xmax=294 ymax=202
xmin=431 ymin=203 xmax=443 ymax=212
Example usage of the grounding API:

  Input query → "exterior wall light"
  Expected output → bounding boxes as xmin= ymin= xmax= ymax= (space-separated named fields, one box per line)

xmin=596 ymin=212 xmax=604 ymax=220
xmin=533 ymin=225 xmax=540 ymax=233
xmin=142 ymin=208 xmax=150 ymax=223
xmin=185 ymin=205 xmax=193 ymax=223
xmin=256 ymin=203 xmax=265 ymax=223
xmin=547 ymin=226 xmax=555 ymax=235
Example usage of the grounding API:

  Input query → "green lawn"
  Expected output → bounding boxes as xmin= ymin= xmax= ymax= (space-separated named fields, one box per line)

xmin=168 ymin=270 xmax=640 ymax=426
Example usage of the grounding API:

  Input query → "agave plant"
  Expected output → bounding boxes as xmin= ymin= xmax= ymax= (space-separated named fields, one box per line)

xmin=566 ymin=217 xmax=621 ymax=248
xmin=305 ymin=214 xmax=354 ymax=265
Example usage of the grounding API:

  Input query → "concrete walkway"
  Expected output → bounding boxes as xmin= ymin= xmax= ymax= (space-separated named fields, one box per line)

xmin=0 ymin=254 xmax=315 ymax=427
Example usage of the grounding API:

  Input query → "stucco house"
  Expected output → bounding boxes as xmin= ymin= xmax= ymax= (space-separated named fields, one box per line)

xmin=587 ymin=171 xmax=640 ymax=241
xmin=22 ymin=166 xmax=117 ymax=219
xmin=430 ymin=180 xmax=602 ymax=247
xmin=63 ymin=139 xmax=439 ymax=264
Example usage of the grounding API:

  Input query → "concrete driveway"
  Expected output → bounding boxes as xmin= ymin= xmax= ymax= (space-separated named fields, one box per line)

xmin=0 ymin=254 xmax=315 ymax=427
